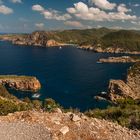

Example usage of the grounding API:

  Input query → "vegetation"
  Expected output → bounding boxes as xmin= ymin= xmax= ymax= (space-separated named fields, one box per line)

xmin=2 ymin=28 xmax=140 ymax=51
xmin=43 ymin=98 xmax=60 ymax=112
xmin=0 ymin=85 xmax=17 ymax=100
xmin=0 ymin=75 xmax=36 ymax=80
xmin=128 ymin=62 xmax=140 ymax=76
xmin=41 ymin=28 xmax=140 ymax=51
xmin=101 ymin=30 xmax=140 ymax=51
xmin=0 ymin=98 xmax=32 ymax=115
xmin=85 ymin=98 xmax=140 ymax=130
xmin=0 ymin=85 xmax=60 ymax=115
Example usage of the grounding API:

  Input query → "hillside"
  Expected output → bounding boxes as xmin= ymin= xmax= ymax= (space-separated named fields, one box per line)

xmin=0 ymin=110 xmax=139 ymax=140
xmin=1 ymin=28 xmax=140 ymax=53
xmin=101 ymin=30 xmax=140 ymax=51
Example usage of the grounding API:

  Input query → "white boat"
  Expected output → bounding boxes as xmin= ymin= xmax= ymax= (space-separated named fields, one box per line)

xmin=59 ymin=46 xmax=62 ymax=49
xmin=101 ymin=91 xmax=107 ymax=95
xmin=32 ymin=93 xmax=41 ymax=98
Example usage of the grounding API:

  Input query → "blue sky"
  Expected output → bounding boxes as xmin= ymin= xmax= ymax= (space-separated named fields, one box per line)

xmin=0 ymin=0 xmax=140 ymax=33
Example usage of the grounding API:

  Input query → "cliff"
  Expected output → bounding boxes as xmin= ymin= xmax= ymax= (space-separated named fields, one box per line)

xmin=12 ymin=31 xmax=64 ymax=47
xmin=0 ymin=110 xmax=139 ymax=140
xmin=0 ymin=75 xmax=41 ymax=92
xmin=107 ymin=62 xmax=140 ymax=102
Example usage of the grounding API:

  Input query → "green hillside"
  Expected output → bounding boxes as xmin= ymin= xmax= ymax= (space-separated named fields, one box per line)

xmin=101 ymin=30 xmax=140 ymax=51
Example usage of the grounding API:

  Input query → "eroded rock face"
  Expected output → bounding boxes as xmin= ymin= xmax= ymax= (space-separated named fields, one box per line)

xmin=107 ymin=63 xmax=140 ymax=102
xmin=12 ymin=31 xmax=63 ymax=47
xmin=127 ymin=64 xmax=140 ymax=99
xmin=108 ymin=80 xmax=134 ymax=101
xmin=46 ymin=39 xmax=61 ymax=47
xmin=0 ymin=75 xmax=41 ymax=92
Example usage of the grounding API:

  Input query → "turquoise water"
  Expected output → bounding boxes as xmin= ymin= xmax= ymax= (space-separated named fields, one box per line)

xmin=0 ymin=41 xmax=132 ymax=111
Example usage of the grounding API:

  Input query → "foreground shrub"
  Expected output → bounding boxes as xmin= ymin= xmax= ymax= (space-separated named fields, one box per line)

xmin=85 ymin=98 xmax=140 ymax=130
xmin=43 ymin=98 xmax=60 ymax=112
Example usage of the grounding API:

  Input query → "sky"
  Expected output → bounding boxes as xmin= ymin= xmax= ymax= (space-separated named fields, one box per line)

xmin=0 ymin=0 xmax=140 ymax=33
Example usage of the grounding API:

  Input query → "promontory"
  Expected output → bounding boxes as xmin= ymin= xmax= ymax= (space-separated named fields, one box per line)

xmin=0 ymin=75 xmax=41 ymax=92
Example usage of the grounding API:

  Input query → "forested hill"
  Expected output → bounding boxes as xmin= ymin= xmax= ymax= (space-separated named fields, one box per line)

xmin=1 ymin=28 xmax=140 ymax=51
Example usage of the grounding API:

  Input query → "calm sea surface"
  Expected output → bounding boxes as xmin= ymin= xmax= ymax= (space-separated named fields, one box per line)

xmin=0 ymin=41 xmax=132 ymax=111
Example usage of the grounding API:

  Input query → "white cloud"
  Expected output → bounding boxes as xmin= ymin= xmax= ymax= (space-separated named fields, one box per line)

xmin=32 ymin=4 xmax=71 ymax=21
xmin=43 ymin=10 xmax=71 ymax=21
xmin=64 ymin=21 xmax=84 ymax=28
xmin=10 ymin=0 xmax=22 ymax=3
xmin=117 ymin=4 xmax=131 ymax=13
xmin=35 ymin=23 xmax=44 ymax=29
xmin=67 ymin=2 xmax=137 ymax=22
xmin=0 ymin=5 xmax=13 ymax=14
xmin=32 ymin=5 xmax=44 ymax=12
xmin=89 ymin=0 xmax=116 ymax=10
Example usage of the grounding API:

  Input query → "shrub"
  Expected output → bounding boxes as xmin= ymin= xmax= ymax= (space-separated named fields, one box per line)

xmin=43 ymin=98 xmax=60 ymax=112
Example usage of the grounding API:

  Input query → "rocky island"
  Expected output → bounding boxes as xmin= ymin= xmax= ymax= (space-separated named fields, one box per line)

xmin=0 ymin=75 xmax=41 ymax=92
xmin=98 ymin=56 xmax=140 ymax=63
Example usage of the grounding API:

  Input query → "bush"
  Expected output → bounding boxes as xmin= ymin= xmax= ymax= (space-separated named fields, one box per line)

xmin=85 ymin=98 xmax=140 ymax=130
xmin=43 ymin=98 xmax=60 ymax=112
xmin=32 ymin=100 xmax=42 ymax=110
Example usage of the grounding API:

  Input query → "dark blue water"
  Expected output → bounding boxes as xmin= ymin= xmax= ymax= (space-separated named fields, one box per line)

xmin=0 ymin=41 xmax=132 ymax=111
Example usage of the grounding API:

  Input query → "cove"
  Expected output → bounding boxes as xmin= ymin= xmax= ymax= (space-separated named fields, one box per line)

xmin=0 ymin=41 xmax=132 ymax=111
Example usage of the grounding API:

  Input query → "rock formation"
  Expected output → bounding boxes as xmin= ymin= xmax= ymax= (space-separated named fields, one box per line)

xmin=107 ymin=62 xmax=140 ymax=102
xmin=98 ymin=56 xmax=140 ymax=63
xmin=0 ymin=75 xmax=41 ymax=92
xmin=12 ymin=31 xmax=64 ymax=47
xmin=79 ymin=45 xmax=140 ymax=54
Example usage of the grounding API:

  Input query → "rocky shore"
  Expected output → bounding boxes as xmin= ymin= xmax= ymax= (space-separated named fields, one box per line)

xmin=0 ymin=75 xmax=41 ymax=92
xmin=0 ymin=32 xmax=67 ymax=47
xmin=105 ymin=62 xmax=140 ymax=102
xmin=0 ymin=110 xmax=139 ymax=140
xmin=79 ymin=45 xmax=140 ymax=54
xmin=98 ymin=56 xmax=140 ymax=63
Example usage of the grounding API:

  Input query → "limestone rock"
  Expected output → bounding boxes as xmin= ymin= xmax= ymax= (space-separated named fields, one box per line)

xmin=60 ymin=126 xmax=69 ymax=135
xmin=108 ymin=80 xmax=134 ymax=102
xmin=71 ymin=114 xmax=81 ymax=122
xmin=107 ymin=62 xmax=140 ymax=102
xmin=0 ymin=75 xmax=41 ymax=92
xmin=98 ymin=56 xmax=140 ymax=63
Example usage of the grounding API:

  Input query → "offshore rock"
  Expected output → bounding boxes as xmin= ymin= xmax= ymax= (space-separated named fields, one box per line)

xmin=0 ymin=75 xmax=41 ymax=92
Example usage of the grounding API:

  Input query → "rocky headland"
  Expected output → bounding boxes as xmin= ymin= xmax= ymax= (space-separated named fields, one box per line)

xmin=98 ymin=56 xmax=140 ymax=63
xmin=1 ymin=29 xmax=140 ymax=54
xmin=78 ymin=45 xmax=140 ymax=54
xmin=106 ymin=62 xmax=140 ymax=102
xmin=0 ymin=75 xmax=41 ymax=92
xmin=0 ymin=32 xmax=68 ymax=47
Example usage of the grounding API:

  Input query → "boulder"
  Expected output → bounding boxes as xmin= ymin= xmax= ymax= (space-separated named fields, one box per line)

xmin=60 ymin=126 xmax=69 ymax=135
